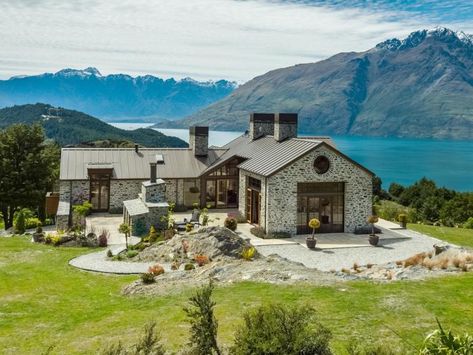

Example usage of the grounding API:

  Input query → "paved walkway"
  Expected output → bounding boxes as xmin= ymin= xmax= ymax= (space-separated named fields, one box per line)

xmin=69 ymin=244 xmax=170 ymax=274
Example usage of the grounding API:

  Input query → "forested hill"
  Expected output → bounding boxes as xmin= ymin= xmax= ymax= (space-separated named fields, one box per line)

xmin=0 ymin=103 xmax=187 ymax=147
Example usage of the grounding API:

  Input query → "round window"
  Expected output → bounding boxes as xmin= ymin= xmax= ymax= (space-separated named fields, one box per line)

xmin=314 ymin=156 xmax=330 ymax=174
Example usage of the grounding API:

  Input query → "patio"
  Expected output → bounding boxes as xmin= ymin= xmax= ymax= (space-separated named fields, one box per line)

xmin=84 ymin=211 xmax=447 ymax=271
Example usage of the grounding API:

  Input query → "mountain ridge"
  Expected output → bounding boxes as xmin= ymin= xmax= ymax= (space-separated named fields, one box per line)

xmin=157 ymin=27 xmax=473 ymax=140
xmin=0 ymin=103 xmax=187 ymax=147
xmin=0 ymin=69 xmax=236 ymax=121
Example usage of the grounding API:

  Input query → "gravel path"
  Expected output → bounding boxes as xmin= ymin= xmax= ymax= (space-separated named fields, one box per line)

xmin=255 ymin=227 xmax=449 ymax=271
xmin=69 ymin=245 xmax=170 ymax=274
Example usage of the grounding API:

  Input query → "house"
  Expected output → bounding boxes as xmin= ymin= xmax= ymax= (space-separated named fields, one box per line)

xmin=57 ymin=113 xmax=373 ymax=235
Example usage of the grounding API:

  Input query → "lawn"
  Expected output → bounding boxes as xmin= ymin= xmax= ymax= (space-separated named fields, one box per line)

xmin=408 ymin=223 xmax=473 ymax=249
xmin=1 ymin=237 xmax=473 ymax=354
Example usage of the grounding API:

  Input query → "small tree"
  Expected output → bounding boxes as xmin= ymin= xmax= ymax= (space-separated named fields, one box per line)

xmin=72 ymin=201 xmax=92 ymax=231
xmin=148 ymin=225 xmax=158 ymax=243
xmin=367 ymin=215 xmax=379 ymax=236
xmin=119 ymin=223 xmax=131 ymax=250
xmin=184 ymin=281 xmax=221 ymax=355
xmin=160 ymin=203 xmax=175 ymax=230
xmin=308 ymin=218 xmax=320 ymax=240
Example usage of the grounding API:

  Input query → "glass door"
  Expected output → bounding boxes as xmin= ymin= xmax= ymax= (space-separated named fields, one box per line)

xmin=89 ymin=173 xmax=110 ymax=211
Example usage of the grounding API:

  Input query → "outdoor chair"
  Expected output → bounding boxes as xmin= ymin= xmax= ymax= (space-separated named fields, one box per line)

xmin=174 ymin=210 xmax=201 ymax=231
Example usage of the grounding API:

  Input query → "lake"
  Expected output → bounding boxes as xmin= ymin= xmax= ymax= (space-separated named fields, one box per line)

xmin=111 ymin=123 xmax=473 ymax=191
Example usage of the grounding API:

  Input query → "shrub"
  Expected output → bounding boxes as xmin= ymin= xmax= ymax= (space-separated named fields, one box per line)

xmin=51 ymin=235 xmax=62 ymax=246
xmin=14 ymin=210 xmax=26 ymax=234
xmin=250 ymin=226 xmax=266 ymax=238
xmin=224 ymin=217 xmax=237 ymax=231
xmin=184 ymin=263 xmax=195 ymax=271
xmin=241 ymin=246 xmax=256 ymax=261
xmin=186 ymin=223 xmax=194 ymax=233
xmin=231 ymin=303 xmax=332 ymax=355
xmin=420 ymin=319 xmax=473 ymax=354
xmin=44 ymin=233 xmax=53 ymax=244
xmin=148 ymin=226 xmax=159 ymax=243
xmin=35 ymin=225 xmax=43 ymax=234
xmin=148 ymin=264 xmax=165 ymax=276
xmin=127 ymin=250 xmax=139 ymax=258
xmin=25 ymin=217 xmax=42 ymax=229
xmin=184 ymin=282 xmax=220 ymax=355
xmin=141 ymin=272 xmax=155 ymax=284
xmin=106 ymin=249 xmax=113 ymax=258
xmin=194 ymin=255 xmax=209 ymax=267
xmin=464 ymin=217 xmax=473 ymax=229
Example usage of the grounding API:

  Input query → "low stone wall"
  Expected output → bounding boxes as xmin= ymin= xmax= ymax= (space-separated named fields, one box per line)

xmin=56 ymin=200 xmax=71 ymax=231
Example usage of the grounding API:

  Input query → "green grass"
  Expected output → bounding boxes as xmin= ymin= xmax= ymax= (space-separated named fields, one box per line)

xmin=1 ymin=237 xmax=473 ymax=354
xmin=408 ymin=223 xmax=473 ymax=249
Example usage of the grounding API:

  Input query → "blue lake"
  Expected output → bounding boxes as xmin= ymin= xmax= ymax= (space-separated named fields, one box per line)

xmin=111 ymin=123 xmax=473 ymax=191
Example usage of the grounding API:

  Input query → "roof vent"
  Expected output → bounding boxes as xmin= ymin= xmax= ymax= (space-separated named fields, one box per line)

xmin=156 ymin=154 xmax=164 ymax=165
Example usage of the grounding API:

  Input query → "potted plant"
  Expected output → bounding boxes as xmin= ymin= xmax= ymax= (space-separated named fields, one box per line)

xmin=367 ymin=215 xmax=379 ymax=246
xmin=306 ymin=218 xmax=320 ymax=249
xmin=397 ymin=213 xmax=407 ymax=229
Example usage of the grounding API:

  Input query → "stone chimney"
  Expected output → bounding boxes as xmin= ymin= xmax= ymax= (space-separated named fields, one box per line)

xmin=249 ymin=113 xmax=275 ymax=140
xmin=189 ymin=126 xmax=209 ymax=156
xmin=274 ymin=113 xmax=298 ymax=141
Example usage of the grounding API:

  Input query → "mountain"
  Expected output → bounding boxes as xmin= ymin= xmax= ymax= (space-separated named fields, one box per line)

xmin=159 ymin=28 xmax=473 ymax=140
xmin=0 ymin=103 xmax=187 ymax=147
xmin=0 ymin=68 xmax=236 ymax=121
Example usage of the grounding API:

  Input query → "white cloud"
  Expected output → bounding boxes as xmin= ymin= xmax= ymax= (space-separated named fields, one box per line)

xmin=0 ymin=0 xmax=470 ymax=82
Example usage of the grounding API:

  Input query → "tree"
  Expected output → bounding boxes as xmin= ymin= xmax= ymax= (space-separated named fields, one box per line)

xmin=0 ymin=124 xmax=58 ymax=229
xmin=388 ymin=182 xmax=405 ymax=198
xmin=184 ymin=282 xmax=221 ymax=355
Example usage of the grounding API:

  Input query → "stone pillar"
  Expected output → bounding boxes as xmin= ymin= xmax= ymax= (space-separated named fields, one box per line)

xmin=274 ymin=113 xmax=298 ymax=141
xmin=249 ymin=113 xmax=275 ymax=140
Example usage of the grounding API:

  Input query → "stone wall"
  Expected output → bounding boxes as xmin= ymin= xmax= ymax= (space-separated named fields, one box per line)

xmin=165 ymin=179 xmax=184 ymax=205
xmin=59 ymin=180 xmax=89 ymax=204
xmin=265 ymin=145 xmax=372 ymax=235
xmin=109 ymin=180 xmax=144 ymax=212
xmin=142 ymin=180 xmax=166 ymax=203
xmin=56 ymin=200 xmax=70 ymax=231
xmin=238 ymin=170 xmax=267 ymax=229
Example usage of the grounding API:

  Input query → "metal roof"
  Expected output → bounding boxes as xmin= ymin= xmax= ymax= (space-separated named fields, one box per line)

xmin=234 ymin=136 xmax=323 ymax=176
xmin=60 ymin=148 xmax=226 ymax=180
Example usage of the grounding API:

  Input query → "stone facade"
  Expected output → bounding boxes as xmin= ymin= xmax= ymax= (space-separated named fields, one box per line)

xmin=142 ymin=180 xmax=167 ymax=203
xmin=263 ymin=145 xmax=372 ymax=235
xmin=238 ymin=145 xmax=372 ymax=235
xmin=59 ymin=180 xmax=89 ymax=204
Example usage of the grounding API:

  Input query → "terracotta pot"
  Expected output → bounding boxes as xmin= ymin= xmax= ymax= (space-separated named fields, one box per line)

xmin=306 ymin=237 xmax=317 ymax=249
xmin=369 ymin=235 xmax=379 ymax=246
xmin=400 ymin=221 xmax=407 ymax=229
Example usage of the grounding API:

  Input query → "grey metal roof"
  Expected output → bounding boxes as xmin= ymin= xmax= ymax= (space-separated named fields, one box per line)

xmin=234 ymin=136 xmax=323 ymax=176
xmin=60 ymin=148 xmax=226 ymax=180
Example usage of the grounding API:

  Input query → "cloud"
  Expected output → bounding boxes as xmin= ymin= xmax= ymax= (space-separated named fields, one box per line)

xmin=1 ymin=0 xmax=472 ymax=82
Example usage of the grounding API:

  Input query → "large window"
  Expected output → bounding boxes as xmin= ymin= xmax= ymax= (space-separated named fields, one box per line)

xmin=184 ymin=179 xmax=200 ymax=207
xmin=296 ymin=182 xmax=344 ymax=234
xmin=205 ymin=159 xmax=240 ymax=208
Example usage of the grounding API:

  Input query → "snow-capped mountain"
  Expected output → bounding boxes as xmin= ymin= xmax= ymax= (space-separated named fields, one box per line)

xmin=0 ymin=68 xmax=236 ymax=121
xmin=161 ymin=27 xmax=473 ymax=140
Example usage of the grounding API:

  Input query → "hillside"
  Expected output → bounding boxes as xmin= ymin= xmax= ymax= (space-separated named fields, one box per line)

xmin=0 ymin=68 xmax=236 ymax=121
xmin=0 ymin=103 xmax=187 ymax=147
xmin=159 ymin=28 xmax=473 ymax=140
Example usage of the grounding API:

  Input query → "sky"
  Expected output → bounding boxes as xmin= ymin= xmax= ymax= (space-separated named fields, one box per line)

xmin=1 ymin=0 xmax=473 ymax=82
